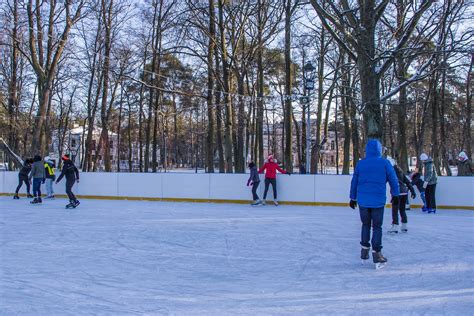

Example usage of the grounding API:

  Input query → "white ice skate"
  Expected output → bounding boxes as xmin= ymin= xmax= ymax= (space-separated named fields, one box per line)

xmin=387 ymin=224 xmax=399 ymax=234
xmin=372 ymin=251 xmax=387 ymax=270
xmin=401 ymin=223 xmax=408 ymax=233
xmin=251 ymin=200 xmax=263 ymax=206
xmin=273 ymin=200 xmax=279 ymax=206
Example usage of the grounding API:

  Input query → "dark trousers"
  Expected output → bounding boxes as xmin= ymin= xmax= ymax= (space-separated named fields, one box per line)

xmin=359 ymin=207 xmax=384 ymax=252
xmin=263 ymin=178 xmax=277 ymax=200
xmin=32 ymin=178 xmax=42 ymax=197
xmin=251 ymin=181 xmax=260 ymax=200
xmin=426 ymin=184 xmax=437 ymax=210
xmin=15 ymin=177 xmax=30 ymax=194
xmin=392 ymin=195 xmax=408 ymax=225
xmin=66 ymin=179 xmax=77 ymax=201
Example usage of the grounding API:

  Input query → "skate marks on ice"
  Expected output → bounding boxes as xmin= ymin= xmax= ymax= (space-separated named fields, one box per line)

xmin=0 ymin=197 xmax=473 ymax=315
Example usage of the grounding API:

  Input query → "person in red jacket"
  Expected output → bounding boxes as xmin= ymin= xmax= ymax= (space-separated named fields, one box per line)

xmin=258 ymin=155 xmax=290 ymax=205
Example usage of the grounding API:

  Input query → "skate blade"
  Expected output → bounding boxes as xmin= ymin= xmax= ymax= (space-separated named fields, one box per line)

xmin=375 ymin=262 xmax=387 ymax=270
xmin=361 ymin=259 xmax=369 ymax=265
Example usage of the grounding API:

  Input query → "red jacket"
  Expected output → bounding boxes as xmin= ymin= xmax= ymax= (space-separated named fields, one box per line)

xmin=259 ymin=162 xmax=286 ymax=179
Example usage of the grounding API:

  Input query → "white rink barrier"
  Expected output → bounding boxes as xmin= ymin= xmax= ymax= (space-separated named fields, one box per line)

xmin=1 ymin=171 xmax=473 ymax=209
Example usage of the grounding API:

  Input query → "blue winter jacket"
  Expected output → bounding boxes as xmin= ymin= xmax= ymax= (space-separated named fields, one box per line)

xmin=350 ymin=140 xmax=400 ymax=208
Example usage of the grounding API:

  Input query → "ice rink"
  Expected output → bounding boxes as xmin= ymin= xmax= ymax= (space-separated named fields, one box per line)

xmin=1 ymin=196 xmax=473 ymax=315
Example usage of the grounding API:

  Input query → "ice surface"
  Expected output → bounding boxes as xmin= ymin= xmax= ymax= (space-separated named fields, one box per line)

xmin=1 ymin=197 xmax=473 ymax=315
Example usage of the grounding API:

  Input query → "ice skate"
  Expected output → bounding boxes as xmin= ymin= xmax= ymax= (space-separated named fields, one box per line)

xmin=44 ymin=195 xmax=55 ymax=200
xmin=428 ymin=208 xmax=436 ymax=214
xmin=65 ymin=201 xmax=74 ymax=209
xmin=27 ymin=194 xmax=33 ymax=198
xmin=387 ymin=224 xmax=399 ymax=234
xmin=30 ymin=198 xmax=40 ymax=204
xmin=372 ymin=251 xmax=387 ymax=270
xmin=273 ymin=200 xmax=279 ymax=206
xmin=401 ymin=223 xmax=408 ymax=233
xmin=72 ymin=200 xmax=80 ymax=208
xmin=422 ymin=207 xmax=428 ymax=212
xmin=251 ymin=200 xmax=262 ymax=206
xmin=261 ymin=200 xmax=266 ymax=206
xmin=361 ymin=246 xmax=370 ymax=264
xmin=13 ymin=194 xmax=19 ymax=200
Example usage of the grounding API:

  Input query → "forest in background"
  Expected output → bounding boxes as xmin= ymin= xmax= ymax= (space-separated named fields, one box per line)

xmin=0 ymin=0 xmax=472 ymax=174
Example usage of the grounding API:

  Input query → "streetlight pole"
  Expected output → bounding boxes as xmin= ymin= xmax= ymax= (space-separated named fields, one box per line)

xmin=303 ymin=61 xmax=316 ymax=174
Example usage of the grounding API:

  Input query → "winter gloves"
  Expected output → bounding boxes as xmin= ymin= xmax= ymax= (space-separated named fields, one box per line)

xmin=246 ymin=180 xmax=252 ymax=187
xmin=349 ymin=200 xmax=357 ymax=209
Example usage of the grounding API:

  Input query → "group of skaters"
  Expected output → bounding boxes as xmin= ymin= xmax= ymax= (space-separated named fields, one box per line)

xmin=13 ymin=154 xmax=81 ymax=209
xmin=249 ymin=142 xmax=471 ymax=269
xmin=350 ymin=140 xmax=472 ymax=269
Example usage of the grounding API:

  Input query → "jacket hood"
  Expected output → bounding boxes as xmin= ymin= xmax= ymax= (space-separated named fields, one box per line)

xmin=365 ymin=139 xmax=382 ymax=158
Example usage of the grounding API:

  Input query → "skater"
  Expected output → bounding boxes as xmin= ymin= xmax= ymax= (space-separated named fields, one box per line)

xmin=56 ymin=154 xmax=80 ymax=208
xmin=387 ymin=158 xmax=416 ymax=234
xmin=419 ymin=153 xmax=437 ymax=213
xmin=411 ymin=172 xmax=427 ymax=212
xmin=258 ymin=155 xmax=290 ymax=206
xmin=14 ymin=158 xmax=33 ymax=199
xmin=44 ymin=157 xmax=56 ymax=199
xmin=456 ymin=151 xmax=472 ymax=176
xmin=247 ymin=161 xmax=262 ymax=205
xmin=349 ymin=139 xmax=400 ymax=269
xmin=29 ymin=155 xmax=45 ymax=204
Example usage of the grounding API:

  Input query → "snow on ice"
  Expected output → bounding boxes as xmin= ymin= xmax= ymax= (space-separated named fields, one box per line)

xmin=0 ymin=197 xmax=473 ymax=315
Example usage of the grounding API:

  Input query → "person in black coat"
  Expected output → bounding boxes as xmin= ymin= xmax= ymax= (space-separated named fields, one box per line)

xmin=247 ymin=161 xmax=261 ymax=205
xmin=387 ymin=157 xmax=416 ymax=233
xmin=14 ymin=158 xmax=34 ymax=199
xmin=56 ymin=154 xmax=80 ymax=208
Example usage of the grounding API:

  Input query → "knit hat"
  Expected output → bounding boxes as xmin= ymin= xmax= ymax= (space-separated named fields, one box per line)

xmin=419 ymin=153 xmax=429 ymax=161
xmin=458 ymin=151 xmax=468 ymax=161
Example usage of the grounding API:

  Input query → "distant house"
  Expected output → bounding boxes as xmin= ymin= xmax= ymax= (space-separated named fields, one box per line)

xmin=49 ymin=125 xmax=118 ymax=171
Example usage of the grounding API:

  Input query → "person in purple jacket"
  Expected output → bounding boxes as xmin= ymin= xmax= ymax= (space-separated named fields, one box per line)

xmin=349 ymin=139 xmax=400 ymax=269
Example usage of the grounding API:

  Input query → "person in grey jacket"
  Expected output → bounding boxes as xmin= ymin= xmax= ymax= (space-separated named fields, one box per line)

xmin=457 ymin=151 xmax=473 ymax=176
xmin=420 ymin=153 xmax=437 ymax=213
xmin=247 ymin=161 xmax=261 ymax=205
xmin=29 ymin=155 xmax=45 ymax=204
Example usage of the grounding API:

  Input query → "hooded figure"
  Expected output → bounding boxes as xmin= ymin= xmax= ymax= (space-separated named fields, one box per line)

xmin=44 ymin=156 xmax=56 ymax=198
xmin=349 ymin=139 xmax=400 ymax=268
xmin=457 ymin=151 xmax=472 ymax=176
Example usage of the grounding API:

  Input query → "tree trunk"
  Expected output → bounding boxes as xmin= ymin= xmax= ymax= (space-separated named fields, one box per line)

xmin=283 ymin=0 xmax=293 ymax=172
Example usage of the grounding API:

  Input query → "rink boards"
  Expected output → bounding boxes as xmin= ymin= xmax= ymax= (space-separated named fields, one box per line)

xmin=1 ymin=172 xmax=473 ymax=209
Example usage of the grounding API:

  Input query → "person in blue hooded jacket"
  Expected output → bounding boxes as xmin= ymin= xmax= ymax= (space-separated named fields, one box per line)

xmin=349 ymin=139 xmax=400 ymax=268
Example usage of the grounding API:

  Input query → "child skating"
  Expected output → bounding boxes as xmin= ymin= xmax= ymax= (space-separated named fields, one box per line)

xmin=44 ymin=157 xmax=56 ymax=199
xmin=387 ymin=157 xmax=416 ymax=234
xmin=56 ymin=154 xmax=80 ymax=209
xmin=411 ymin=172 xmax=427 ymax=212
xmin=419 ymin=153 xmax=438 ymax=213
xmin=247 ymin=161 xmax=262 ymax=206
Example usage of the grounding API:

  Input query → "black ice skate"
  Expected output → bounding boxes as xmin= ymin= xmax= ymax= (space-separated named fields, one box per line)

xmin=73 ymin=200 xmax=80 ymax=208
xmin=27 ymin=194 xmax=34 ymax=198
xmin=30 ymin=198 xmax=40 ymax=204
xmin=372 ymin=251 xmax=387 ymax=270
xmin=361 ymin=246 xmax=370 ymax=263
xmin=13 ymin=194 xmax=20 ymax=200
xmin=251 ymin=200 xmax=263 ymax=206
